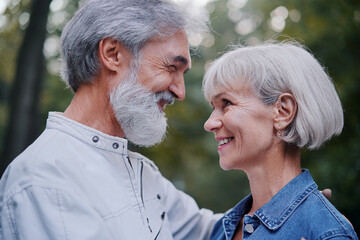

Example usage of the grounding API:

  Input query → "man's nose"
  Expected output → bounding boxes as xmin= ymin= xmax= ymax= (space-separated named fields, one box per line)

xmin=169 ymin=75 xmax=185 ymax=100
xmin=204 ymin=111 xmax=222 ymax=132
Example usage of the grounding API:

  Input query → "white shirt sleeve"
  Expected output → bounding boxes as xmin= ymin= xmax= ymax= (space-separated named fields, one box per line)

xmin=161 ymin=177 xmax=222 ymax=240
xmin=1 ymin=185 xmax=113 ymax=240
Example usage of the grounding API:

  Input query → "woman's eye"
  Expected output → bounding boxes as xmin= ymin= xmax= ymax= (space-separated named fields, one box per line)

xmin=223 ymin=99 xmax=232 ymax=107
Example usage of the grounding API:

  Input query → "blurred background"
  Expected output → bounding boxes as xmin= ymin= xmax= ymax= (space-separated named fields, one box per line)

xmin=0 ymin=0 xmax=359 ymax=233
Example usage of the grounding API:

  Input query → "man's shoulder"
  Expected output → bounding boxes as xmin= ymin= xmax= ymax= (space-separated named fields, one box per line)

xmin=9 ymin=128 xmax=86 ymax=168
xmin=0 ymin=129 xmax=88 ymax=192
xmin=5 ymin=129 xmax=60 ymax=173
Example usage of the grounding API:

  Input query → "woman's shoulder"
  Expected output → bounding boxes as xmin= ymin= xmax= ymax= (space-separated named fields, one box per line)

xmin=291 ymin=189 xmax=358 ymax=239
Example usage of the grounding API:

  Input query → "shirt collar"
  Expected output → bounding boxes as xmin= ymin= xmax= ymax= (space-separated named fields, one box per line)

xmin=46 ymin=112 xmax=128 ymax=155
xmin=222 ymin=194 xmax=252 ymax=239
xmin=254 ymin=169 xmax=318 ymax=230
xmin=222 ymin=170 xmax=318 ymax=236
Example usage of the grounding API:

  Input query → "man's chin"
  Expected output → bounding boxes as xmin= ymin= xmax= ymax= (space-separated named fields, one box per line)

xmin=128 ymin=136 xmax=165 ymax=147
xmin=125 ymin=129 xmax=167 ymax=147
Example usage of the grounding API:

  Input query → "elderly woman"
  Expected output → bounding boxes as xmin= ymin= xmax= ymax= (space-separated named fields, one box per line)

xmin=203 ymin=42 xmax=358 ymax=240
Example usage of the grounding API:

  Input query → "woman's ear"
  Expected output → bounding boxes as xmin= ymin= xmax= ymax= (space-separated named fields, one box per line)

xmin=273 ymin=93 xmax=297 ymax=131
xmin=98 ymin=38 xmax=130 ymax=72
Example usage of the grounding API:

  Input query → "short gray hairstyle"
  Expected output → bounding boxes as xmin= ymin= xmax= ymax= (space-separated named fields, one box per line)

xmin=203 ymin=42 xmax=344 ymax=149
xmin=60 ymin=0 xmax=207 ymax=92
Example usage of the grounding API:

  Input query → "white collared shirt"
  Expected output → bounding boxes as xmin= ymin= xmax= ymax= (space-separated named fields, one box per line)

xmin=0 ymin=112 xmax=220 ymax=240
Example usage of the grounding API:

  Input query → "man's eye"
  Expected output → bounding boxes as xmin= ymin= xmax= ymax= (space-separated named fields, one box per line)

xmin=168 ymin=65 xmax=177 ymax=71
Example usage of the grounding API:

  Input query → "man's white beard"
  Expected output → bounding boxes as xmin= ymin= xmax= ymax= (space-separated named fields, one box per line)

xmin=109 ymin=75 xmax=174 ymax=147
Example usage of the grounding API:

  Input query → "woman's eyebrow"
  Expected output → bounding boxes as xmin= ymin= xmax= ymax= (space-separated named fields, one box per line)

xmin=213 ymin=92 xmax=225 ymax=100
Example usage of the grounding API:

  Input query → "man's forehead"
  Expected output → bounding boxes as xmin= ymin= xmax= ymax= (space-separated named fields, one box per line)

xmin=144 ymin=31 xmax=191 ymax=67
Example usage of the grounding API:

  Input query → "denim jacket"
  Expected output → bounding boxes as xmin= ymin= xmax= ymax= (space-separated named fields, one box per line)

xmin=211 ymin=170 xmax=358 ymax=240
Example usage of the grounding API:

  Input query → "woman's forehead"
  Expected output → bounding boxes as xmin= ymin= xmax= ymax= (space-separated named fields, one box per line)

xmin=209 ymin=82 xmax=254 ymax=100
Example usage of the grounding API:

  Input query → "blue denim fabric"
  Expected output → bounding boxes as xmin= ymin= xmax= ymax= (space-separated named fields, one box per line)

xmin=211 ymin=170 xmax=358 ymax=240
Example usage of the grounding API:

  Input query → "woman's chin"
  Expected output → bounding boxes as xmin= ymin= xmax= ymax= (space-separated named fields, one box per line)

xmin=219 ymin=159 xmax=234 ymax=171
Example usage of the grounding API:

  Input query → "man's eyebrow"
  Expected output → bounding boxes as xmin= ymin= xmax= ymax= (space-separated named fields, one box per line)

xmin=173 ymin=55 xmax=189 ymax=65
xmin=172 ymin=55 xmax=191 ymax=73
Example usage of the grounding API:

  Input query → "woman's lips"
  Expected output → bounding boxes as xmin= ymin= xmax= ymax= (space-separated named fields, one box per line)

xmin=216 ymin=137 xmax=234 ymax=150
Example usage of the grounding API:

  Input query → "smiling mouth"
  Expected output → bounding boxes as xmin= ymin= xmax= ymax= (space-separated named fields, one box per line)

xmin=218 ymin=137 xmax=234 ymax=147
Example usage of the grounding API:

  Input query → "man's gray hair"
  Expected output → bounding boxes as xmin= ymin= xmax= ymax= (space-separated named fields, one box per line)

xmin=203 ymin=41 xmax=344 ymax=149
xmin=60 ymin=0 xmax=207 ymax=92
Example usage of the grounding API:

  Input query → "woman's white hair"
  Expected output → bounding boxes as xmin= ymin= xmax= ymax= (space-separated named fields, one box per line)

xmin=203 ymin=41 xmax=344 ymax=149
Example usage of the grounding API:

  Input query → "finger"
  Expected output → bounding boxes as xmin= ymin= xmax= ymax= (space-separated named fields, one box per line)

xmin=321 ymin=189 xmax=332 ymax=200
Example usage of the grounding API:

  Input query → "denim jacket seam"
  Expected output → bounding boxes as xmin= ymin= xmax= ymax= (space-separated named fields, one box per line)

xmin=256 ymin=183 xmax=317 ymax=230
xmin=317 ymin=228 xmax=352 ymax=240
xmin=313 ymin=191 xmax=352 ymax=237
xmin=223 ymin=213 xmax=241 ymax=239
xmin=277 ymin=183 xmax=317 ymax=224
xmin=222 ymin=217 xmax=230 ymax=239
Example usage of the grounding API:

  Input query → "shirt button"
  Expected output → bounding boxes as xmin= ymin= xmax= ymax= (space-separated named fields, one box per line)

xmin=245 ymin=224 xmax=254 ymax=233
xmin=157 ymin=194 xmax=161 ymax=200
xmin=112 ymin=142 xmax=119 ymax=149
xmin=92 ymin=136 xmax=99 ymax=143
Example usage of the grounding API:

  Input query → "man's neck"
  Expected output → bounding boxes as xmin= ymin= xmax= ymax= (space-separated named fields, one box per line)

xmin=63 ymin=83 xmax=125 ymax=138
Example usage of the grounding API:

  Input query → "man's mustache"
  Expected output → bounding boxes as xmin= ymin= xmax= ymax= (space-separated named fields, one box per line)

xmin=156 ymin=91 xmax=175 ymax=106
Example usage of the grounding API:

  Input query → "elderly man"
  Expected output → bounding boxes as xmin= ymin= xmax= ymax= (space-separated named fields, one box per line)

xmin=0 ymin=0 xmax=220 ymax=239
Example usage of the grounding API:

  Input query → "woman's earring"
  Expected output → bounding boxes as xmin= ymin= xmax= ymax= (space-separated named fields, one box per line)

xmin=277 ymin=131 xmax=282 ymax=137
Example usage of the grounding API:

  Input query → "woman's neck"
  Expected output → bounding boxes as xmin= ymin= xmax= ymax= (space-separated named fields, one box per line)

xmin=245 ymin=145 xmax=301 ymax=215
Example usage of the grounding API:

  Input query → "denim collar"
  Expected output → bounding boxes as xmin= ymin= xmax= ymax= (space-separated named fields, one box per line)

xmin=222 ymin=195 xmax=252 ymax=239
xmin=222 ymin=170 xmax=318 ymax=238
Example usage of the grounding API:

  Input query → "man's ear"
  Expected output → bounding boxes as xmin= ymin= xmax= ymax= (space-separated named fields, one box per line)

xmin=273 ymin=93 xmax=297 ymax=131
xmin=98 ymin=38 xmax=129 ymax=72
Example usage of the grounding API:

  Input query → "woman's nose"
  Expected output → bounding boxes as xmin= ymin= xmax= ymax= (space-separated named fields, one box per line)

xmin=204 ymin=112 xmax=222 ymax=132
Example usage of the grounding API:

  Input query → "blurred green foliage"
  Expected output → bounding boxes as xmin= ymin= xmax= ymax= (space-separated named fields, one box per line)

xmin=0 ymin=0 xmax=359 ymax=233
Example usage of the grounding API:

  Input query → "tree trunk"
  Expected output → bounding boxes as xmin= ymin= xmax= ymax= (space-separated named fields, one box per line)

xmin=1 ymin=0 xmax=52 ymax=176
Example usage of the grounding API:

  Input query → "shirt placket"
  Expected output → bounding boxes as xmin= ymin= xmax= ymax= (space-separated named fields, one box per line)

xmin=125 ymin=153 xmax=158 ymax=238
xmin=242 ymin=215 xmax=260 ymax=240
xmin=120 ymin=151 xmax=146 ymax=220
